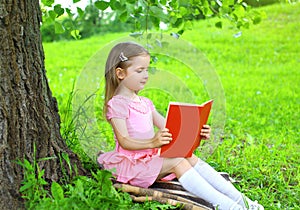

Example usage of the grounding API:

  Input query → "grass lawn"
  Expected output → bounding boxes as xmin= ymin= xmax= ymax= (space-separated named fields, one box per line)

xmin=43 ymin=2 xmax=299 ymax=209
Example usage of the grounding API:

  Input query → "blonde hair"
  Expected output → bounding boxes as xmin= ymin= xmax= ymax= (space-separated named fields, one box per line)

xmin=103 ymin=42 xmax=149 ymax=117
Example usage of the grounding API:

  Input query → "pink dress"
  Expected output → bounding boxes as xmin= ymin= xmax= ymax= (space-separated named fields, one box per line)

xmin=97 ymin=95 xmax=175 ymax=188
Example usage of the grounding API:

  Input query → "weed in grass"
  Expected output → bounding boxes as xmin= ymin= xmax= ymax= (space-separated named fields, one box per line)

xmin=19 ymin=151 xmax=172 ymax=209
xmin=17 ymin=144 xmax=53 ymax=209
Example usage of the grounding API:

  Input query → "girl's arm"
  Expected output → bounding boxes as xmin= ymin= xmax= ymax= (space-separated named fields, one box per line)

xmin=152 ymin=110 xmax=166 ymax=129
xmin=110 ymin=118 xmax=172 ymax=150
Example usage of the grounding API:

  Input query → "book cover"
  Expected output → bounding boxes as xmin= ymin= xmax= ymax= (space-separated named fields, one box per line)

xmin=159 ymin=100 xmax=213 ymax=158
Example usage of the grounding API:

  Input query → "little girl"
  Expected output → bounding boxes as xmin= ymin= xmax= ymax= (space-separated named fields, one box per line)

xmin=97 ymin=42 xmax=264 ymax=210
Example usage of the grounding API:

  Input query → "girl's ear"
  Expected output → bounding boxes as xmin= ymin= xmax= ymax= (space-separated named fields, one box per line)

xmin=115 ymin=67 xmax=126 ymax=80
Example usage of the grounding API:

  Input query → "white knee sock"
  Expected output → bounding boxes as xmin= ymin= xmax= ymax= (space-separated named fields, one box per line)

xmin=178 ymin=167 xmax=244 ymax=210
xmin=193 ymin=159 xmax=246 ymax=208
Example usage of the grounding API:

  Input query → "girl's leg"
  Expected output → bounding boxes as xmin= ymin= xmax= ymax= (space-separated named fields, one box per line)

xmin=191 ymin=157 xmax=246 ymax=208
xmin=159 ymin=158 xmax=244 ymax=210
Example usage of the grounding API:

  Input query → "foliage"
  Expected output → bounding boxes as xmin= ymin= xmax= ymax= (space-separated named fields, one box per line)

xmin=17 ymin=147 xmax=50 ymax=209
xmin=40 ymin=0 xmax=263 ymax=41
xmin=18 ymin=148 xmax=173 ymax=209
xmin=40 ymin=1 xmax=133 ymax=42
xmin=19 ymin=158 xmax=135 ymax=209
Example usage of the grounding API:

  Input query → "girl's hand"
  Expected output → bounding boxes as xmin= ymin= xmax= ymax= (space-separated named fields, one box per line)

xmin=200 ymin=124 xmax=211 ymax=140
xmin=152 ymin=128 xmax=172 ymax=148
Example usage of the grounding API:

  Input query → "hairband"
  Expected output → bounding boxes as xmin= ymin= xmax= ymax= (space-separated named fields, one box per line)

xmin=119 ymin=52 xmax=128 ymax=62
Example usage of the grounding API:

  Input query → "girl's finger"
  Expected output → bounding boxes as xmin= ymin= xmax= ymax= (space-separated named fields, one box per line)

xmin=201 ymin=129 xmax=209 ymax=134
xmin=162 ymin=128 xmax=169 ymax=132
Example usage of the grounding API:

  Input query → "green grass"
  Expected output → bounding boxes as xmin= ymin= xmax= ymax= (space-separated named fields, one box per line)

xmin=43 ymin=2 xmax=300 ymax=209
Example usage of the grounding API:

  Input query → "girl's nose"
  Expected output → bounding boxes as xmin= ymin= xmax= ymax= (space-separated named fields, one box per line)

xmin=144 ymin=70 xmax=149 ymax=79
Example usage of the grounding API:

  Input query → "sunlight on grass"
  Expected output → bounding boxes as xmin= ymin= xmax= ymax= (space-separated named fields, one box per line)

xmin=44 ymin=2 xmax=300 ymax=209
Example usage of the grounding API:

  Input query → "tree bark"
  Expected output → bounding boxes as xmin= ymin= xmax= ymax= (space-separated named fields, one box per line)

xmin=0 ymin=1 xmax=85 ymax=209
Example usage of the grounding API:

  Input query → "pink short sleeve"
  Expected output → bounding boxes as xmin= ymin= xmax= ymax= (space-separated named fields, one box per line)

xmin=141 ymin=97 xmax=155 ymax=112
xmin=106 ymin=97 xmax=129 ymax=120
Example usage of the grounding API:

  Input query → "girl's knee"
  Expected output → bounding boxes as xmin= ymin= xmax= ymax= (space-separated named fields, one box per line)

xmin=173 ymin=158 xmax=193 ymax=178
xmin=187 ymin=154 xmax=199 ymax=166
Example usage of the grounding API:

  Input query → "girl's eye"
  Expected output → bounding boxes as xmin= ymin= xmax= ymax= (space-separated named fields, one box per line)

xmin=136 ymin=67 xmax=148 ymax=73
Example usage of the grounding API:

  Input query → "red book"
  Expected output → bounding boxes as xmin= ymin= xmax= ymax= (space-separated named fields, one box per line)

xmin=159 ymin=100 xmax=213 ymax=158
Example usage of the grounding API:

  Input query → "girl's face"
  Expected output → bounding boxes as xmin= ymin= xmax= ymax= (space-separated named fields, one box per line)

xmin=120 ymin=54 xmax=150 ymax=93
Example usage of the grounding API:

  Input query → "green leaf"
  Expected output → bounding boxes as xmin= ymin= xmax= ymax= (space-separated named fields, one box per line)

xmin=38 ymin=156 xmax=56 ymax=162
xmin=169 ymin=0 xmax=178 ymax=8
xmin=112 ymin=1 xmax=122 ymax=10
xmin=119 ymin=11 xmax=128 ymax=22
xmin=173 ymin=18 xmax=183 ymax=28
xmin=177 ymin=29 xmax=184 ymax=35
xmin=74 ymin=179 xmax=84 ymax=195
xmin=48 ymin=10 xmax=57 ymax=20
xmin=215 ymin=21 xmax=222 ymax=28
xmin=253 ymin=18 xmax=261 ymax=25
xmin=51 ymin=182 xmax=64 ymax=200
xmin=54 ymin=4 xmax=64 ymax=17
xmin=149 ymin=6 xmax=168 ymax=22
xmin=65 ymin=8 xmax=73 ymax=17
xmin=160 ymin=0 xmax=167 ymax=5
xmin=77 ymin=7 xmax=84 ymax=17
xmin=42 ymin=0 xmax=54 ymax=7
xmin=109 ymin=0 xmax=116 ymax=10
xmin=54 ymin=21 xmax=65 ymax=34
xmin=62 ymin=152 xmax=72 ymax=176
xmin=20 ymin=182 xmax=33 ymax=192
xmin=243 ymin=21 xmax=250 ymax=29
xmin=71 ymin=30 xmax=81 ymax=40
xmin=252 ymin=15 xmax=262 ymax=25
xmin=234 ymin=4 xmax=245 ymax=17
xmin=37 ymin=169 xmax=45 ymax=178
xmin=23 ymin=159 xmax=33 ymax=171
xmin=150 ymin=16 xmax=160 ymax=28
xmin=179 ymin=7 xmax=188 ymax=16
xmin=73 ymin=0 xmax=81 ymax=3
xmin=184 ymin=20 xmax=193 ymax=30
xmin=94 ymin=1 xmax=110 ymax=10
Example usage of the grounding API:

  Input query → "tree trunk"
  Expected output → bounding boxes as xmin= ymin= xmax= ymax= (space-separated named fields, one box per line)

xmin=0 ymin=1 xmax=85 ymax=209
